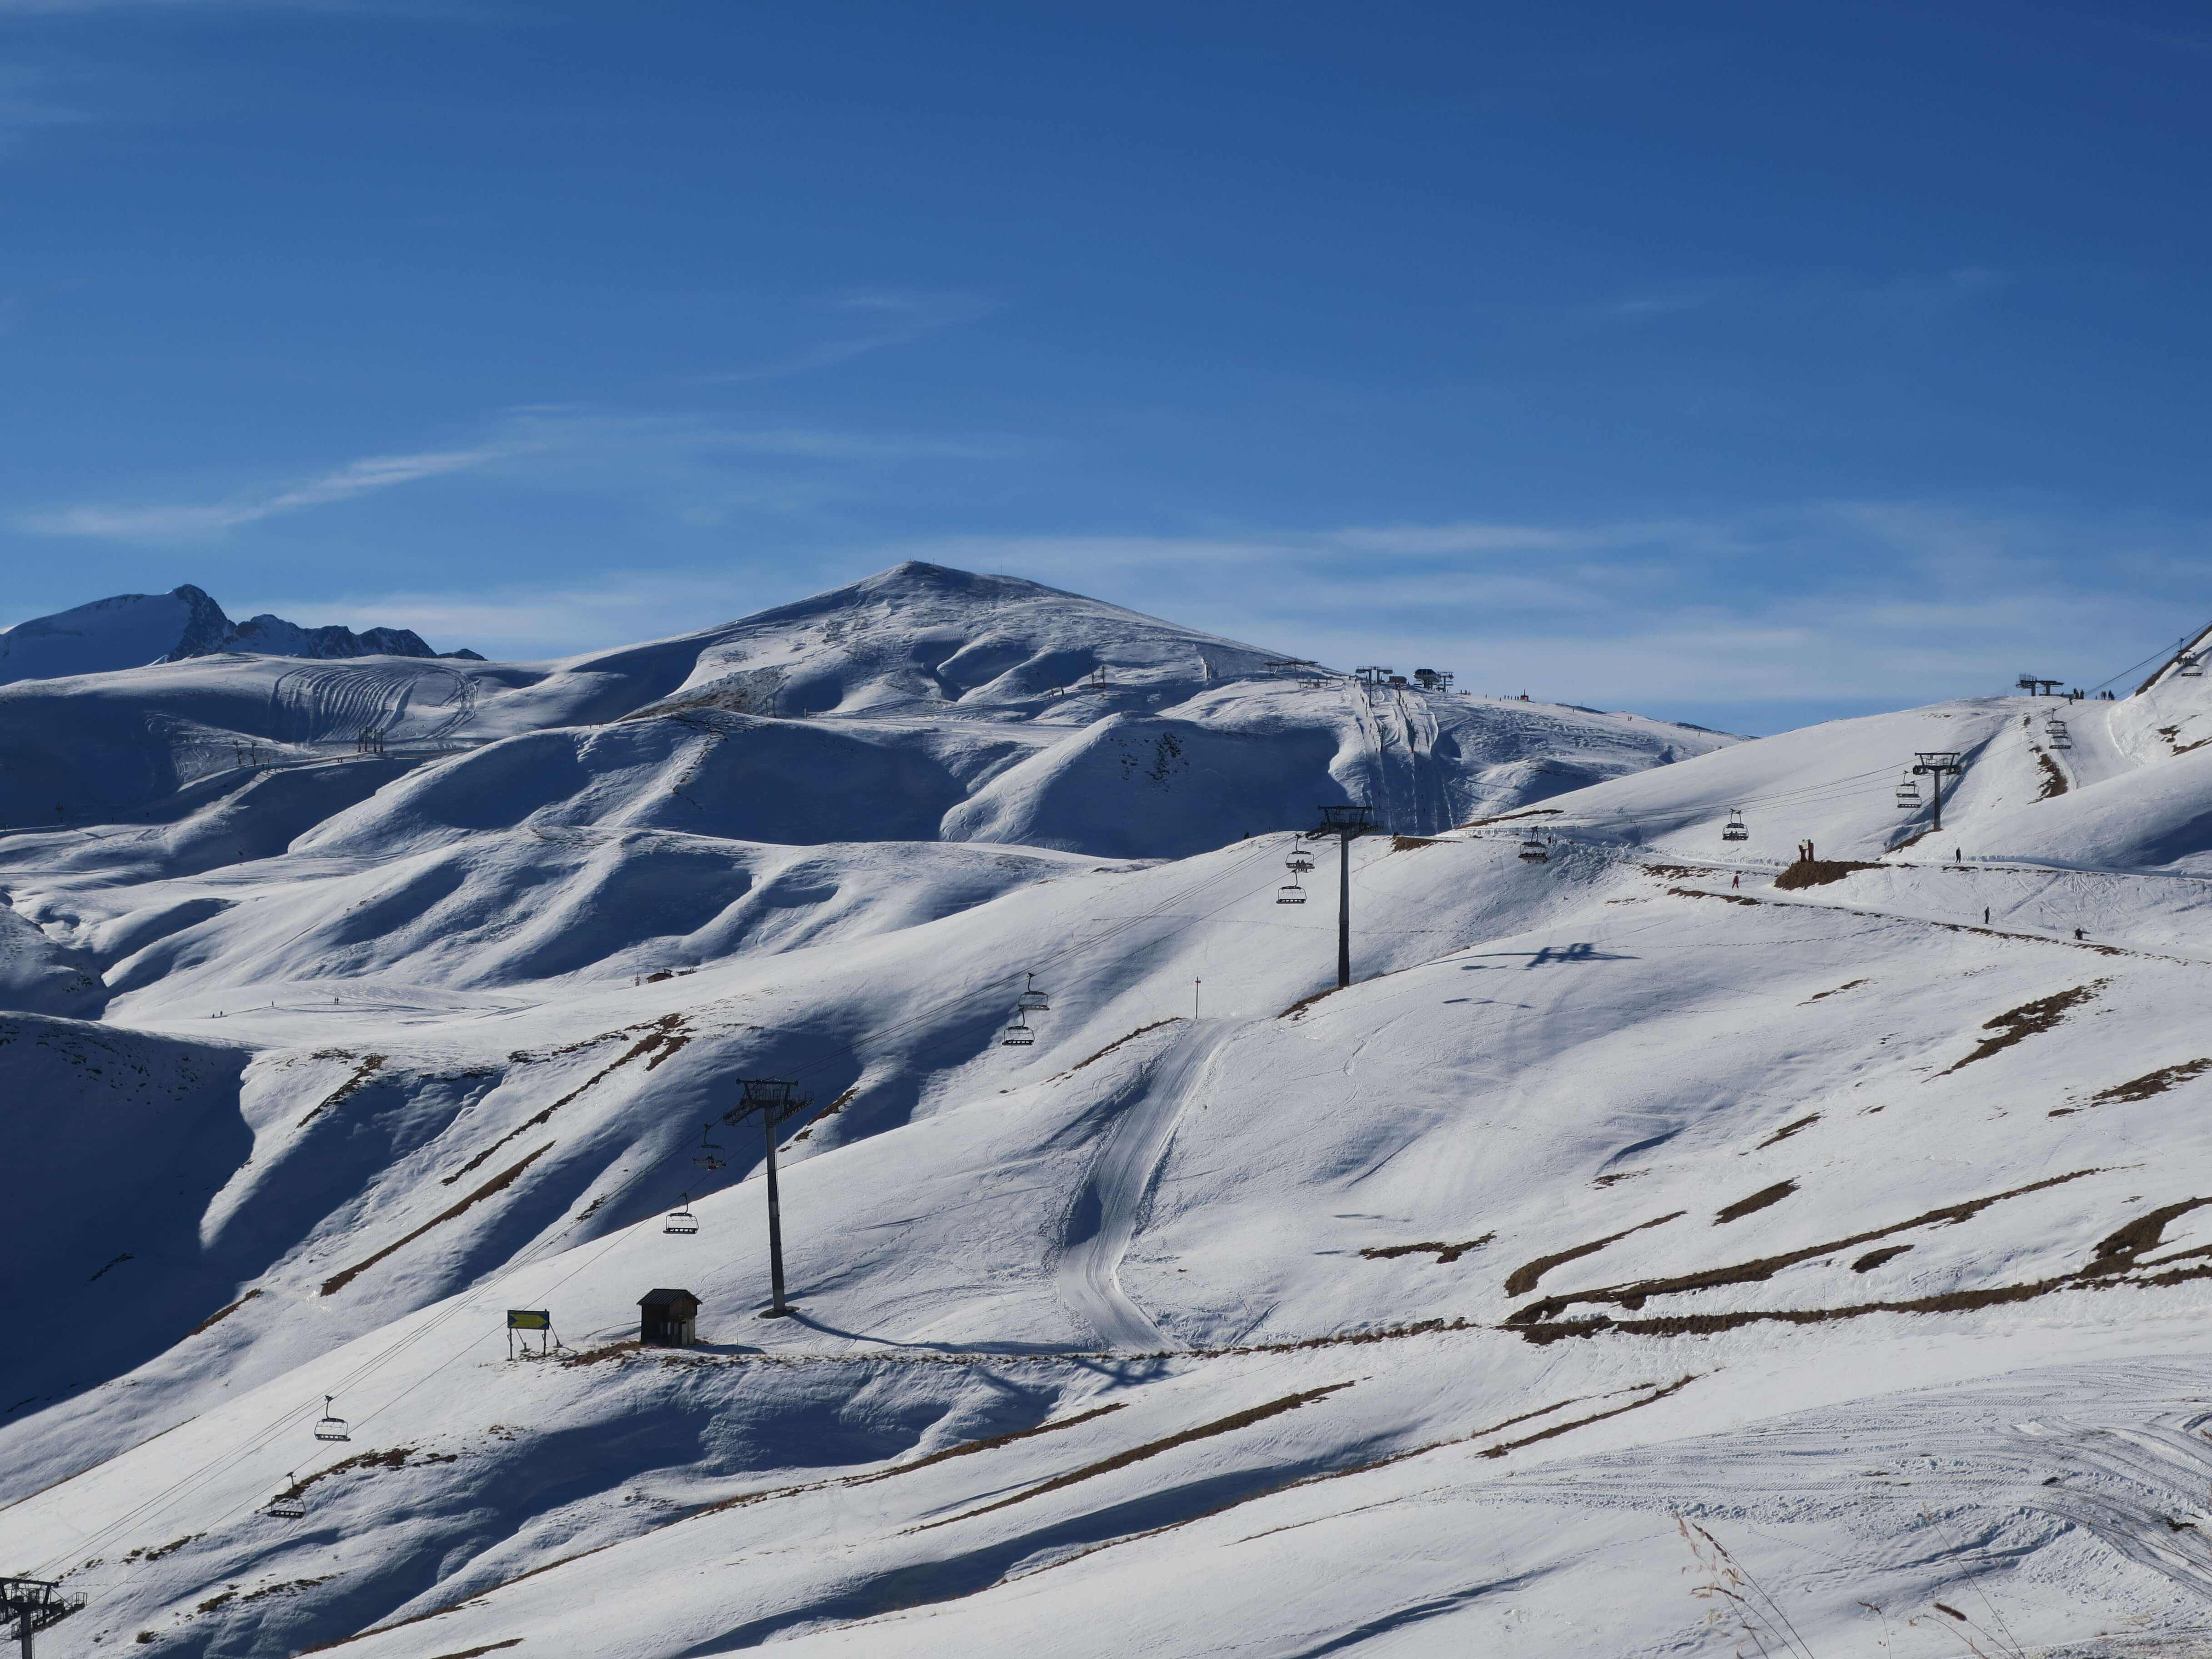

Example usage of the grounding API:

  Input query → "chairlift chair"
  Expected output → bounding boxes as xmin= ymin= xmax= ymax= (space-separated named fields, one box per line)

xmin=1518 ymin=835 xmax=1548 ymax=864
xmin=2182 ymin=653 xmax=2206 ymax=678
xmin=1895 ymin=775 xmax=1921 ymax=809
xmin=313 ymin=1396 xmax=350 ymax=1443
xmin=1016 ymin=971 xmax=1049 ymax=1013
xmin=690 ymin=1123 xmax=727 ymax=1171
xmin=1277 ymin=877 xmax=1307 ymax=905
xmin=1000 ymin=1013 xmax=1036 ymax=1047
xmin=1284 ymin=840 xmax=1315 ymax=874
xmin=664 ymin=1194 xmax=699 ymax=1236
xmin=1721 ymin=809 xmax=1748 ymax=844
xmin=2045 ymin=719 xmax=2072 ymax=749
xmin=266 ymin=1476 xmax=307 ymax=1520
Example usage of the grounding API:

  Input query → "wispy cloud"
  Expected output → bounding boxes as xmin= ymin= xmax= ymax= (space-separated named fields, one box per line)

xmin=205 ymin=496 xmax=2212 ymax=726
xmin=19 ymin=443 xmax=513 ymax=536
xmin=693 ymin=292 xmax=990 ymax=385
xmin=851 ymin=499 xmax=2212 ymax=716
xmin=1584 ymin=284 xmax=1732 ymax=323
xmin=15 ymin=406 xmax=1036 ymax=539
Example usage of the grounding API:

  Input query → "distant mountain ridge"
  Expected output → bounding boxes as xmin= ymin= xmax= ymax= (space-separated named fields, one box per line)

xmin=0 ymin=583 xmax=480 ymax=686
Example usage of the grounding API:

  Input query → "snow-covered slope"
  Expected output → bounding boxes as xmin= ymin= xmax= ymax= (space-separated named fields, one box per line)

xmin=0 ymin=562 xmax=1725 ymax=852
xmin=13 ymin=569 xmax=2212 ymax=1658
xmin=0 ymin=585 xmax=469 ymax=688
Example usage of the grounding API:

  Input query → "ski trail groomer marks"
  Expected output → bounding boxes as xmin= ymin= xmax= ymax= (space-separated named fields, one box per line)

xmin=1056 ymin=1022 xmax=1233 ymax=1350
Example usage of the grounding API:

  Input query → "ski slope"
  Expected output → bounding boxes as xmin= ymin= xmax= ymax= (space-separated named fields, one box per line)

xmin=4 ymin=568 xmax=2212 ymax=1657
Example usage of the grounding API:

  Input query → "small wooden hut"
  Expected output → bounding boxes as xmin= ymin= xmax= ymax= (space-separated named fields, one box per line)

xmin=637 ymin=1288 xmax=700 ymax=1347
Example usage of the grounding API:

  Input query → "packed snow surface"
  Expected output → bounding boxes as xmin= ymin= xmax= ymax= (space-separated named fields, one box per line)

xmin=3 ymin=564 xmax=2210 ymax=1657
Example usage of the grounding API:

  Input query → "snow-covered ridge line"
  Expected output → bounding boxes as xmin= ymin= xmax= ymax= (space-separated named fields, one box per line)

xmin=0 ymin=584 xmax=480 ymax=688
xmin=12 ymin=568 xmax=2212 ymax=1655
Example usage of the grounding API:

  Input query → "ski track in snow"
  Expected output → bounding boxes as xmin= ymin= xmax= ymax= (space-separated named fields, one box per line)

xmin=1055 ymin=1022 xmax=1232 ymax=1351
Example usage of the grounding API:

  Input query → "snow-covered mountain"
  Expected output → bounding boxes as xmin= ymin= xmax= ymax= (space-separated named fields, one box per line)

xmin=6 ymin=567 xmax=2212 ymax=1658
xmin=0 ymin=584 xmax=477 ymax=688
xmin=0 ymin=562 xmax=1728 ymax=850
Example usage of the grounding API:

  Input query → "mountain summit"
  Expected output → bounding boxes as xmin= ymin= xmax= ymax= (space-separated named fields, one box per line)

xmin=0 ymin=583 xmax=479 ymax=686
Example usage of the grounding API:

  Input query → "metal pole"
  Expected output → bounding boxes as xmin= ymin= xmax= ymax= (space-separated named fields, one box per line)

xmin=1337 ymin=830 xmax=1352 ymax=989
xmin=761 ymin=1114 xmax=787 ymax=1316
xmin=1931 ymin=769 xmax=1944 ymax=834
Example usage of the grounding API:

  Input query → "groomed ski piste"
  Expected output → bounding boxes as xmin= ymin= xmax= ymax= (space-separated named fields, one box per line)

xmin=4 ymin=561 xmax=2212 ymax=1655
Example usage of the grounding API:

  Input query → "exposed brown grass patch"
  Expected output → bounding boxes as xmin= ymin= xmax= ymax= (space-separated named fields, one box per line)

xmin=322 ymin=1143 xmax=553 ymax=1296
xmin=855 ymin=1403 xmax=1128 ymax=1484
xmin=1504 ymin=1212 xmax=1684 ymax=1297
xmin=2055 ymin=1057 xmax=2212 ymax=1116
xmin=279 ymin=1445 xmax=456 ymax=1502
xmin=1389 ymin=835 xmax=1439 ymax=852
xmin=1715 ymin=1181 xmax=1797 ymax=1224
xmin=1058 ymin=1017 xmax=1181 ymax=1076
xmin=1461 ymin=808 xmax=1562 ymax=828
xmin=183 ymin=1287 xmax=261 ymax=1338
xmin=1507 ymin=1168 xmax=2103 ymax=1325
xmin=297 ymin=1056 xmax=386 ymax=1128
xmin=2034 ymin=750 xmax=2068 ymax=799
xmin=1478 ymin=1374 xmax=1696 ymax=1457
xmin=1361 ymin=1233 xmax=1493 ymax=1264
xmin=1801 ymin=979 xmax=1869 ymax=1005
xmin=1773 ymin=860 xmax=1881 ymax=890
xmin=2081 ymin=1199 xmax=2212 ymax=1276
xmin=444 ymin=1016 xmax=687 ymax=1185
xmin=1668 ymin=885 xmax=1760 ymax=907
xmin=1755 ymin=1116 xmax=1819 ymax=1150
xmin=1279 ymin=987 xmax=1341 ymax=1021
xmin=1941 ymin=981 xmax=2106 ymax=1076
xmin=1513 ymin=1251 xmax=2212 ymax=1345
xmin=924 ymin=1382 xmax=1354 ymax=1528
xmin=1852 ymin=1245 xmax=1913 ymax=1272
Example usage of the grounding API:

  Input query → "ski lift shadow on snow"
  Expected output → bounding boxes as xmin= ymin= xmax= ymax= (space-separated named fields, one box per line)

xmin=1460 ymin=942 xmax=1637 ymax=970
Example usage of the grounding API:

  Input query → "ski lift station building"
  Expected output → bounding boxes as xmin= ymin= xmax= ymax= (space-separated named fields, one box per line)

xmin=638 ymin=1288 xmax=700 ymax=1347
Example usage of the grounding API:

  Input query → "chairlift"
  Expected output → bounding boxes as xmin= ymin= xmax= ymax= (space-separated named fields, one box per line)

xmin=1284 ymin=840 xmax=1315 ymax=874
xmin=664 ymin=1194 xmax=699 ymax=1236
xmin=1518 ymin=835 xmax=1548 ymax=864
xmin=313 ymin=1396 xmax=350 ymax=1443
xmin=266 ymin=1475 xmax=306 ymax=1520
xmin=2182 ymin=653 xmax=2206 ymax=679
xmin=1016 ymin=971 xmax=1050 ymax=1013
xmin=1721 ymin=809 xmax=1748 ymax=844
xmin=1895 ymin=774 xmax=1921 ymax=809
xmin=1277 ymin=877 xmax=1307 ymax=905
xmin=690 ymin=1122 xmax=727 ymax=1171
xmin=1000 ymin=1012 xmax=1036 ymax=1047
xmin=2045 ymin=719 xmax=2072 ymax=750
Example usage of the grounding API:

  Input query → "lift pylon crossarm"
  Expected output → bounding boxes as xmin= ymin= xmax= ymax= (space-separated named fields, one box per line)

xmin=1909 ymin=751 xmax=1967 ymax=833
xmin=1 ymin=1575 xmax=86 ymax=1654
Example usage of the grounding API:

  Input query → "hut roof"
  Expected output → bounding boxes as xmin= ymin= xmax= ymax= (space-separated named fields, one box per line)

xmin=638 ymin=1288 xmax=700 ymax=1308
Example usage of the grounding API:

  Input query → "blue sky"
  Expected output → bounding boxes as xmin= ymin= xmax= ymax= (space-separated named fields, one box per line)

xmin=5 ymin=0 xmax=2212 ymax=732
